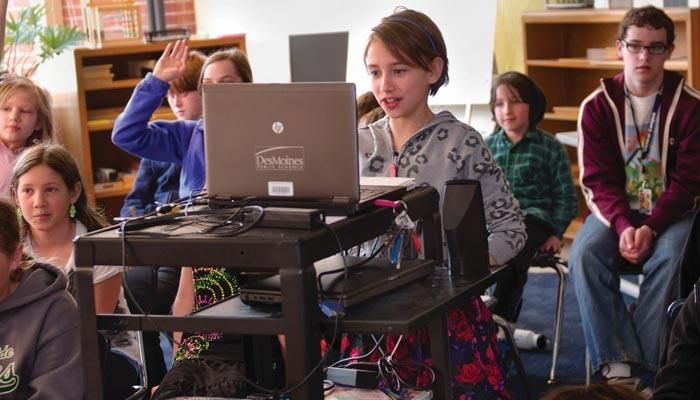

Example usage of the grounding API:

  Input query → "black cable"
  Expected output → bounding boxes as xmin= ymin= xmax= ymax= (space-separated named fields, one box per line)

xmin=116 ymin=209 xmax=343 ymax=398
xmin=117 ymin=200 xmax=396 ymax=398
xmin=316 ymin=243 xmax=385 ymax=303
xmin=118 ymin=218 xmax=185 ymax=355
xmin=217 ymin=221 xmax=357 ymax=398
xmin=275 ymin=221 xmax=347 ymax=398
xmin=119 ymin=206 xmax=265 ymax=238
xmin=115 ymin=204 xmax=265 ymax=359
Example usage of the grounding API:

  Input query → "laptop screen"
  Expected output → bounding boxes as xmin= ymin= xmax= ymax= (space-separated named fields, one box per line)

xmin=202 ymin=82 xmax=359 ymax=202
xmin=289 ymin=32 xmax=349 ymax=83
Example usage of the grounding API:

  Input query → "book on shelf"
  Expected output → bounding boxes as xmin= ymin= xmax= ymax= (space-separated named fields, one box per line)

xmin=94 ymin=181 xmax=125 ymax=193
xmin=586 ymin=47 xmax=618 ymax=61
xmin=83 ymin=77 xmax=115 ymax=89
xmin=551 ymin=106 xmax=580 ymax=120
xmin=87 ymin=107 xmax=174 ymax=130
xmin=82 ymin=64 xmax=114 ymax=78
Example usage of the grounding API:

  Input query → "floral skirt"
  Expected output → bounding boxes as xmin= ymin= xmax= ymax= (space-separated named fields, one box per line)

xmin=329 ymin=297 xmax=511 ymax=399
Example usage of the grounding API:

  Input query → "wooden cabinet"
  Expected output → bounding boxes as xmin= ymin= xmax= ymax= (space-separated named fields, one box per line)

xmin=522 ymin=8 xmax=700 ymax=238
xmin=72 ymin=36 xmax=246 ymax=216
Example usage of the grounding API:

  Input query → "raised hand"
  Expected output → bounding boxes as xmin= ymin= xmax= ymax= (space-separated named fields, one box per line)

xmin=153 ymin=39 xmax=189 ymax=83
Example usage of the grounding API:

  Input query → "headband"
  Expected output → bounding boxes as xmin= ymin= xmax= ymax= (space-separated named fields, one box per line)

xmin=385 ymin=15 xmax=438 ymax=53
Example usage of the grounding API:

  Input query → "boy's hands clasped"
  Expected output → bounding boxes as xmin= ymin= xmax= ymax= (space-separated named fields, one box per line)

xmin=154 ymin=39 xmax=189 ymax=83
xmin=619 ymin=225 xmax=654 ymax=265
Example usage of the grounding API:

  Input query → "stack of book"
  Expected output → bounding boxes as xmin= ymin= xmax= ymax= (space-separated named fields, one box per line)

xmin=82 ymin=64 xmax=114 ymax=89
xmin=586 ymin=47 xmax=618 ymax=61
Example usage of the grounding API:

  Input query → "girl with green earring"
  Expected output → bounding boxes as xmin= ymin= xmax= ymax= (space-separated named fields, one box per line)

xmin=11 ymin=143 xmax=142 ymax=398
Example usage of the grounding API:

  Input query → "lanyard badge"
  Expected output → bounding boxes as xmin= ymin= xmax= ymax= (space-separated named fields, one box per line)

xmin=638 ymin=180 xmax=653 ymax=215
xmin=624 ymin=86 xmax=662 ymax=215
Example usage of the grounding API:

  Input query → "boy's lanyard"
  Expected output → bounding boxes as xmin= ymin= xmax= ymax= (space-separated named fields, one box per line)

xmin=623 ymin=86 xmax=663 ymax=173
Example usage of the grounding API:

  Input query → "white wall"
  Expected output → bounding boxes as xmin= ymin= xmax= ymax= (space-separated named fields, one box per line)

xmin=194 ymin=0 xmax=496 ymax=105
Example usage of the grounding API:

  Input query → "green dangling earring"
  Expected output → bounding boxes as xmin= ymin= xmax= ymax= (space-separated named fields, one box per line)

xmin=69 ymin=204 xmax=77 ymax=219
xmin=16 ymin=207 xmax=22 ymax=219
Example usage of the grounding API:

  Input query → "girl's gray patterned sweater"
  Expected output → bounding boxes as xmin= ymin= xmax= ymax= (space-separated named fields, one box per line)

xmin=359 ymin=110 xmax=526 ymax=265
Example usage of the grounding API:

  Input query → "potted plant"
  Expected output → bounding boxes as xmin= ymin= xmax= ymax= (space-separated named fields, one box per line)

xmin=2 ymin=4 xmax=85 ymax=77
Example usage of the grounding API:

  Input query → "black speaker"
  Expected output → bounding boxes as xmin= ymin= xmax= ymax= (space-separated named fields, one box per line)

xmin=442 ymin=179 xmax=490 ymax=280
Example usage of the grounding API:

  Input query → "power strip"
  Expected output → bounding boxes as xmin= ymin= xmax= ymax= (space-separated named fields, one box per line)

xmin=261 ymin=207 xmax=325 ymax=229
xmin=326 ymin=364 xmax=379 ymax=388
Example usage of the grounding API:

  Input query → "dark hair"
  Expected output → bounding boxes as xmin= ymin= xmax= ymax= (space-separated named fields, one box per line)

xmin=540 ymin=382 xmax=646 ymax=400
xmin=170 ymin=50 xmax=206 ymax=94
xmin=489 ymin=71 xmax=546 ymax=131
xmin=11 ymin=144 xmax=108 ymax=239
xmin=364 ymin=7 xmax=449 ymax=96
xmin=199 ymin=47 xmax=253 ymax=89
xmin=0 ymin=198 xmax=33 ymax=283
xmin=619 ymin=6 xmax=675 ymax=45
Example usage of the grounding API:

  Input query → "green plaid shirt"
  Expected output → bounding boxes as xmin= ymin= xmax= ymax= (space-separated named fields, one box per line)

xmin=485 ymin=128 xmax=577 ymax=237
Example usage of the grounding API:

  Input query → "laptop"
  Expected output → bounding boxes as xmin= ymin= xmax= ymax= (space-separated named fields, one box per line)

xmin=289 ymin=32 xmax=348 ymax=82
xmin=240 ymin=255 xmax=437 ymax=308
xmin=202 ymin=82 xmax=406 ymax=215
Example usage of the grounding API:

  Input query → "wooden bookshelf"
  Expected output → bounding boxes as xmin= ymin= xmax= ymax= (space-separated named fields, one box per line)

xmin=523 ymin=8 xmax=700 ymax=239
xmin=72 ymin=36 xmax=246 ymax=217
xmin=526 ymin=57 xmax=688 ymax=70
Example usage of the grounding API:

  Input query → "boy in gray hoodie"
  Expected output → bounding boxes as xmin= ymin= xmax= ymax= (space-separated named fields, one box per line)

xmin=0 ymin=198 xmax=82 ymax=399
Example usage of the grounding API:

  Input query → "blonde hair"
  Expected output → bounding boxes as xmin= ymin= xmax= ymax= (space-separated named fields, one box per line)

xmin=0 ymin=198 xmax=33 ymax=283
xmin=0 ymin=74 xmax=54 ymax=146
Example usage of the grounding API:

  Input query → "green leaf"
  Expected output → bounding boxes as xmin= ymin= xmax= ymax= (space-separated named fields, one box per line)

xmin=38 ymin=26 xmax=86 ymax=62
xmin=2 ymin=4 xmax=86 ymax=76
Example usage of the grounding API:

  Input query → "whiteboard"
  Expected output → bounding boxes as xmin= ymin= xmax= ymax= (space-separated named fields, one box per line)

xmin=194 ymin=0 xmax=496 ymax=105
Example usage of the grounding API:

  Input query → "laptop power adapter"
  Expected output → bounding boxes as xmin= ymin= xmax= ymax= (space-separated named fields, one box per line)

xmin=259 ymin=207 xmax=324 ymax=229
xmin=326 ymin=364 xmax=379 ymax=389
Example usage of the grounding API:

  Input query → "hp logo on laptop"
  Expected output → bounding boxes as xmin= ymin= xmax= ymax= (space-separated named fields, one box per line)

xmin=272 ymin=121 xmax=284 ymax=134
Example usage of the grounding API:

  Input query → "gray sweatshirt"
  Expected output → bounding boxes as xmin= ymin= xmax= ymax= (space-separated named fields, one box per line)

xmin=359 ymin=111 xmax=526 ymax=265
xmin=0 ymin=263 xmax=82 ymax=399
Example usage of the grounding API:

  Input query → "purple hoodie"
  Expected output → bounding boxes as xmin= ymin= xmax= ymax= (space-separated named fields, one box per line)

xmin=578 ymin=71 xmax=700 ymax=236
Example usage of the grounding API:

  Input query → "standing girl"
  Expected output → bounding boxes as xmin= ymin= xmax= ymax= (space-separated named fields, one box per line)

xmin=358 ymin=8 xmax=526 ymax=398
xmin=112 ymin=40 xmax=253 ymax=199
xmin=0 ymin=74 xmax=54 ymax=197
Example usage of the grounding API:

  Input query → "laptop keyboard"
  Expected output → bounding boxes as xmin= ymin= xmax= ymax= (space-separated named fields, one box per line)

xmin=359 ymin=186 xmax=386 ymax=201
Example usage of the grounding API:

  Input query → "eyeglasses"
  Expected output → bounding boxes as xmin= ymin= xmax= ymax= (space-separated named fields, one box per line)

xmin=619 ymin=39 xmax=669 ymax=55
